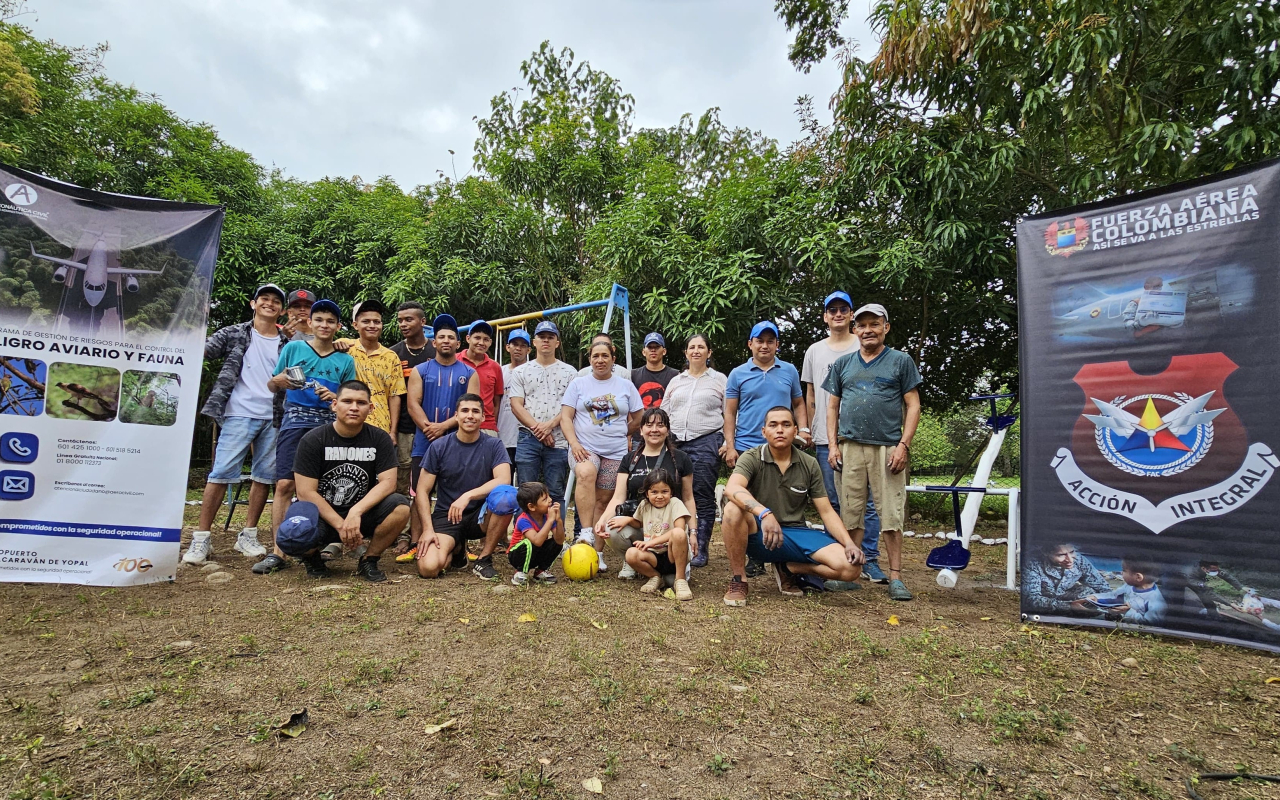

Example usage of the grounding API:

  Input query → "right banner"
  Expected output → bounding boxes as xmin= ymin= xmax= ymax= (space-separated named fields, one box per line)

xmin=1017 ymin=159 xmax=1280 ymax=653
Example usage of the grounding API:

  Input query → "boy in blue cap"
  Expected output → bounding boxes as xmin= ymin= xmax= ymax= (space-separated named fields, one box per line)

xmin=254 ymin=299 xmax=356 ymax=574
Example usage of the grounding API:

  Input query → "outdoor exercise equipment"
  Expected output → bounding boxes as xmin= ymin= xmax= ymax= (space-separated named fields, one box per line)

xmin=458 ymin=284 xmax=633 ymax=514
xmin=908 ymin=393 xmax=1021 ymax=591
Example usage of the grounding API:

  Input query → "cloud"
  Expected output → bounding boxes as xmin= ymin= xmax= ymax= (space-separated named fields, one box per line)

xmin=28 ymin=0 xmax=875 ymax=188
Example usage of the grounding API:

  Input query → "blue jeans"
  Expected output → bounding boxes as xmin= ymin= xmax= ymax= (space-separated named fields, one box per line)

xmin=816 ymin=443 xmax=880 ymax=561
xmin=515 ymin=430 xmax=569 ymax=522
xmin=677 ymin=431 xmax=723 ymax=525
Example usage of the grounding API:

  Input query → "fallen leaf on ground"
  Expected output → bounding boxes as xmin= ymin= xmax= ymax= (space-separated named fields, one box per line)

xmin=276 ymin=709 xmax=308 ymax=738
xmin=709 ymin=638 xmax=721 ymax=643
xmin=62 ymin=716 xmax=84 ymax=733
xmin=583 ymin=777 xmax=603 ymax=794
xmin=980 ymin=617 xmax=993 ymax=621
xmin=1266 ymin=677 xmax=1280 ymax=684
xmin=887 ymin=615 xmax=900 ymax=626
xmin=590 ymin=620 xmax=607 ymax=630
xmin=663 ymin=588 xmax=676 ymax=599
xmin=1120 ymin=657 xmax=1139 ymax=668
xmin=458 ymin=618 xmax=469 ymax=625
xmin=519 ymin=613 xmax=537 ymax=623
xmin=424 ymin=719 xmax=457 ymax=735
xmin=538 ymin=757 xmax=551 ymax=765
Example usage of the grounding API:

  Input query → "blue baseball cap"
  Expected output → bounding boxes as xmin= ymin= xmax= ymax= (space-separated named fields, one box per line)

xmin=507 ymin=329 xmax=531 ymax=345
xmin=432 ymin=313 xmax=458 ymax=334
xmin=485 ymin=484 xmax=520 ymax=517
xmin=643 ymin=332 xmax=665 ymax=347
xmin=275 ymin=501 xmax=321 ymax=556
xmin=534 ymin=321 xmax=560 ymax=337
xmin=824 ymin=291 xmax=853 ymax=310
xmin=469 ymin=320 xmax=494 ymax=339
xmin=749 ymin=320 xmax=779 ymax=340
xmin=310 ymin=299 xmax=341 ymax=320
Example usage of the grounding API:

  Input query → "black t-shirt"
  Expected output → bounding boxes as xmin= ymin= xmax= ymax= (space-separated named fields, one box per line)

xmin=391 ymin=339 xmax=437 ymax=433
xmin=617 ymin=446 xmax=694 ymax=502
xmin=294 ymin=423 xmax=398 ymax=514
xmin=632 ymin=365 xmax=680 ymax=408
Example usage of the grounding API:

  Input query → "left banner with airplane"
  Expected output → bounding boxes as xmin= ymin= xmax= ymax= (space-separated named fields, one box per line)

xmin=0 ymin=163 xmax=222 ymax=586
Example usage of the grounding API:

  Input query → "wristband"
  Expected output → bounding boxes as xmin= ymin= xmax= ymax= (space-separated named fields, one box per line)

xmin=756 ymin=508 xmax=773 ymax=524
xmin=897 ymin=441 xmax=910 ymax=451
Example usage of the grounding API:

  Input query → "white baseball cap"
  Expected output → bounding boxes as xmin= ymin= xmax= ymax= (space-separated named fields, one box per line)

xmin=854 ymin=303 xmax=889 ymax=321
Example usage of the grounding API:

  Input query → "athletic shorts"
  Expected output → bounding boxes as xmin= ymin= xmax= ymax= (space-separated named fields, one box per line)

xmin=207 ymin=416 xmax=277 ymax=484
xmin=746 ymin=525 xmax=839 ymax=566
xmin=431 ymin=499 xmax=486 ymax=542
xmin=317 ymin=494 xmax=410 ymax=545
xmin=584 ymin=452 xmax=621 ymax=490
xmin=275 ymin=425 xmax=318 ymax=482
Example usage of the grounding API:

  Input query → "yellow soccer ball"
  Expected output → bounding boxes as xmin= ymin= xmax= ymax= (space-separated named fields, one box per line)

xmin=562 ymin=542 xmax=599 ymax=582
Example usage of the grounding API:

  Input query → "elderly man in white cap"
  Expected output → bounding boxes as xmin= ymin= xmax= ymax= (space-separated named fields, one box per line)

xmin=822 ymin=303 xmax=921 ymax=601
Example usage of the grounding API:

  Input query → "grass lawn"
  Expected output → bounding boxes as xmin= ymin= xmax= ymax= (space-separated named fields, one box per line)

xmin=1 ymin=505 xmax=1278 ymax=799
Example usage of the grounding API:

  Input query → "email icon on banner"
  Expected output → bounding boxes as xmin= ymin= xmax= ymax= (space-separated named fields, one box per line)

xmin=0 ymin=470 xmax=34 ymax=500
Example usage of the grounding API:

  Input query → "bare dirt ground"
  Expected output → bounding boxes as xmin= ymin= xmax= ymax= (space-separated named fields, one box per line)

xmin=1 ymin=508 xmax=1279 ymax=800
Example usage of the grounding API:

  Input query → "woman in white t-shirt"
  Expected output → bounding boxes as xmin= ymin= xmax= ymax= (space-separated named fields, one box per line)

xmin=561 ymin=339 xmax=644 ymax=571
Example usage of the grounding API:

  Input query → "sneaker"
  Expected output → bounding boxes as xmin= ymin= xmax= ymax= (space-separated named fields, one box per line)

xmin=773 ymin=564 xmax=803 ymax=597
xmin=511 ymin=571 xmax=529 ymax=586
xmin=723 ymin=576 xmax=749 ymax=607
xmin=472 ymin=556 xmax=499 ymax=581
xmin=320 ymin=542 xmax=342 ymax=562
xmin=596 ymin=552 xmax=608 ymax=573
xmin=301 ymin=552 xmax=328 ymax=578
xmin=888 ymin=578 xmax=914 ymax=601
xmin=533 ymin=569 xmax=557 ymax=584
xmin=251 ymin=553 xmax=288 ymax=574
xmin=394 ymin=546 xmax=417 ymax=564
xmin=745 ymin=557 xmax=766 ymax=578
xmin=356 ymin=556 xmax=387 ymax=583
xmin=617 ymin=564 xmax=637 ymax=580
xmin=640 ymin=575 xmax=662 ymax=594
xmin=823 ymin=579 xmax=862 ymax=592
xmin=182 ymin=533 xmax=212 ymax=565
xmin=673 ymin=578 xmax=693 ymax=601
xmin=233 ymin=529 xmax=266 ymax=558
xmin=450 ymin=540 xmax=468 ymax=569
xmin=863 ymin=560 xmax=889 ymax=584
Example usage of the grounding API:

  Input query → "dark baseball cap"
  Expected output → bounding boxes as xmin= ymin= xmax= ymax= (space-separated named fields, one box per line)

xmin=310 ymin=299 xmax=342 ymax=319
xmin=275 ymin=501 xmax=321 ymax=556
xmin=534 ymin=321 xmax=560 ymax=337
xmin=643 ymin=332 xmax=665 ymax=347
xmin=432 ymin=313 xmax=458 ymax=334
xmin=352 ymin=298 xmax=387 ymax=319
xmin=286 ymin=289 xmax=315 ymax=307
xmin=254 ymin=283 xmax=285 ymax=303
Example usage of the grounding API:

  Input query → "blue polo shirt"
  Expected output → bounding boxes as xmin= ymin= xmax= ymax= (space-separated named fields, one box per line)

xmin=725 ymin=358 xmax=803 ymax=450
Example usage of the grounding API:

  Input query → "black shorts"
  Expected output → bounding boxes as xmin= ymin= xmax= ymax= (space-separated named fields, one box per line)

xmin=431 ymin=498 xmax=486 ymax=541
xmin=318 ymin=494 xmax=410 ymax=545
xmin=652 ymin=550 xmax=676 ymax=575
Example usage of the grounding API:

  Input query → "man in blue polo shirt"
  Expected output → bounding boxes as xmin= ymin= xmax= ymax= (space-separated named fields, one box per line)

xmin=724 ymin=320 xmax=809 ymax=577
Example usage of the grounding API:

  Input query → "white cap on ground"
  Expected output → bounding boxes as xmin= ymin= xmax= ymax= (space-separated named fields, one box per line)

xmin=854 ymin=303 xmax=889 ymax=321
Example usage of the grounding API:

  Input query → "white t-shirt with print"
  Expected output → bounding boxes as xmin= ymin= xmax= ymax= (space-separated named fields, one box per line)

xmin=561 ymin=374 xmax=643 ymax=460
xmin=508 ymin=359 xmax=579 ymax=449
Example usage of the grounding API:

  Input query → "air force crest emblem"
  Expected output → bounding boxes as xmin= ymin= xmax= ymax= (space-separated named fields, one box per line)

xmin=1051 ymin=353 xmax=1277 ymax=533
xmin=1044 ymin=217 xmax=1089 ymax=258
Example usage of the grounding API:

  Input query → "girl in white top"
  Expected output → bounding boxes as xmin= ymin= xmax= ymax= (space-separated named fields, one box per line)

xmin=660 ymin=334 xmax=726 ymax=568
xmin=560 ymin=339 xmax=644 ymax=571
xmin=608 ymin=468 xmax=693 ymax=600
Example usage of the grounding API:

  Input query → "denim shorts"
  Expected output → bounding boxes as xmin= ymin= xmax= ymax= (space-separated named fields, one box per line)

xmin=207 ymin=417 xmax=278 ymax=485
xmin=746 ymin=525 xmax=840 ymax=565
xmin=274 ymin=425 xmax=317 ymax=482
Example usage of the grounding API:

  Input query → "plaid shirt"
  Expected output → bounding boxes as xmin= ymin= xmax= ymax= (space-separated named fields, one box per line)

xmin=200 ymin=321 xmax=289 ymax=425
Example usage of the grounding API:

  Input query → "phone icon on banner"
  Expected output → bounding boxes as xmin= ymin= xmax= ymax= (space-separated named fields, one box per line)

xmin=0 ymin=470 xmax=34 ymax=500
xmin=1 ymin=433 xmax=38 ymax=463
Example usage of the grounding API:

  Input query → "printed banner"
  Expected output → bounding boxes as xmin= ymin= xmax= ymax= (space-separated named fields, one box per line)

xmin=0 ymin=164 xmax=221 ymax=585
xmin=1018 ymin=160 xmax=1280 ymax=652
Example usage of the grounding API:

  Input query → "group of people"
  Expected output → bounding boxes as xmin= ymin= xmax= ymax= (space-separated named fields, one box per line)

xmin=186 ymin=285 xmax=923 ymax=606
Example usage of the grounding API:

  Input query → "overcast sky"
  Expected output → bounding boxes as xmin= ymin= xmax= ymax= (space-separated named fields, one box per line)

xmin=25 ymin=1 xmax=875 ymax=190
